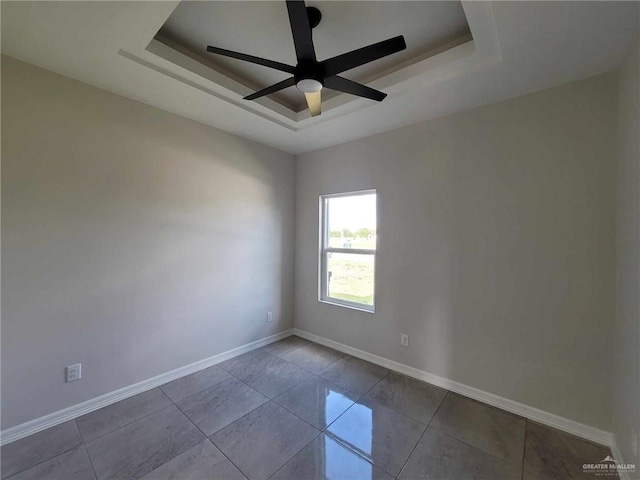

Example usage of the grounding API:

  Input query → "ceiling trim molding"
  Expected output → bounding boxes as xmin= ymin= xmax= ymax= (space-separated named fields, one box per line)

xmin=118 ymin=1 xmax=502 ymax=132
xmin=117 ymin=49 xmax=297 ymax=132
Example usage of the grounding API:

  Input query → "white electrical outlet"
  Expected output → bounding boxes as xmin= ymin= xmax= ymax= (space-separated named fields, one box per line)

xmin=267 ymin=312 xmax=273 ymax=323
xmin=401 ymin=334 xmax=409 ymax=346
xmin=66 ymin=364 xmax=81 ymax=382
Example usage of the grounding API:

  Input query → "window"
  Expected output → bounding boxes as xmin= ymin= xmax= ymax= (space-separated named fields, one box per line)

xmin=319 ymin=190 xmax=376 ymax=312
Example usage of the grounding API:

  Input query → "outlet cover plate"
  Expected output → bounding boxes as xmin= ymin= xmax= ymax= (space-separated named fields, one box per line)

xmin=66 ymin=364 xmax=81 ymax=382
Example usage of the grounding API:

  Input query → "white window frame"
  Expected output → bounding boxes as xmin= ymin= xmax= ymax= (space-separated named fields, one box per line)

xmin=318 ymin=189 xmax=376 ymax=313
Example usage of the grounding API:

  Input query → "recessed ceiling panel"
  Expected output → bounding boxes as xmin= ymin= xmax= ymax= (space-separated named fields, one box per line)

xmin=156 ymin=1 xmax=471 ymax=112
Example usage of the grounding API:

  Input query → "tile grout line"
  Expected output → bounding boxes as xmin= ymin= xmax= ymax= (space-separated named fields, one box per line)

xmin=315 ymin=370 xmax=412 ymax=478
xmin=211 ymin=370 xmax=324 ymax=437
xmin=316 ymin=368 xmax=391 ymax=432
xmin=77 ymin=365 xmax=242 ymax=448
xmin=280 ymin=366 xmax=402 ymax=475
xmin=79 ymin=399 xmax=176 ymax=446
xmin=82 ymin=403 xmax=180 ymax=480
xmin=157 ymin=387 xmax=250 ymax=480
xmin=2 ymin=421 xmax=88 ymax=480
xmin=265 ymin=429 xmax=322 ymax=480
xmin=167 ymin=343 xmax=328 ymax=477
xmin=218 ymin=346 xmax=318 ymax=400
xmin=359 ymin=369 xmax=392 ymax=398
xmin=359 ymin=368 xmax=452 ymax=427
xmin=192 ymin=345 xmax=314 ymax=432
xmin=76 ymin=418 xmax=100 ymax=480
xmin=217 ymin=341 xmax=354 ymax=418
xmin=265 ymin=360 xmax=380 ymax=444
xmin=264 ymin=338 xmax=312 ymax=361
xmin=318 ymin=371 xmax=385 ymax=433
xmin=521 ymin=419 xmax=528 ymax=480
xmin=274 ymin=342 xmax=346 ymax=376
xmin=395 ymin=390 xmax=449 ymax=479
xmin=89 ymin=342 xmax=286 ymax=438
xmin=208 ymin=341 xmax=365 ymax=479
xmin=425 ymin=423 xmax=526 ymax=471
xmin=317 ymin=371 xmax=412 ymax=478
xmin=193 ymin=386 xmax=322 ymax=480
xmin=425 ymin=398 xmax=529 ymax=471
xmin=159 ymin=372 xmax=266 ymax=479
xmin=159 ymin=374 xmax=235 ymax=409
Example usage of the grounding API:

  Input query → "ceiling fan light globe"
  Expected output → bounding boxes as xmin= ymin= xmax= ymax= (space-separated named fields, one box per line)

xmin=296 ymin=78 xmax=323 ymax=93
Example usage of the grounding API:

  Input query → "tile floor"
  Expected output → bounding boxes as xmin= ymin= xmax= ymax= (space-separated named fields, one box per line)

xmin=1 ymin=336 xmax=615 ymax=480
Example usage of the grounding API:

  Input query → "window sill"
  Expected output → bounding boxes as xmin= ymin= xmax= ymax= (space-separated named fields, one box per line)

xmin=319 ymin=298 xmax=375 ymax=314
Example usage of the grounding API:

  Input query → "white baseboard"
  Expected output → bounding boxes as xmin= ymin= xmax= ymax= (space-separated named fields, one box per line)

xmin=2 ymin=327 xmax=615 ymax=451
xmin=293 ymin=328 xmax=613 ymax=448
xmin=0 ymin=329 xmax=293 ymax=446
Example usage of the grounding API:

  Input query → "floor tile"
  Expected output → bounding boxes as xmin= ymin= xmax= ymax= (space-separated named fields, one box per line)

xmin=76 ymin=388 xmax=172 ymax=443
xmin=218 ymin=349 xmax=269 ymax=377
xmin=86 ymin=405 xmax=204 ymax=480
xmin=261 ymin=336 xmax=309 ymax=358
xmin=523 ymin=421 xmax=613 ymax=480
xmin=220 ymin=349 xmax=313 ymax=398
xmin=320 ymin=356 xmax=389 ymax=395
xmin=1 ymin=420 xmax=81 ymax=479
xmin=139 ymin=440 xmax=246 ymax=480
xmin=274 ymin=376 xmax=359 ymax=429
xmin=160 ymin=365 xmax=231 ymax=403
xmin=272 ymin=433 xmax=394 ymax=480
xmin=326 ymin=397 xmax=426 ymax=477
xmin=177 ymin=377 xmax=268 ymax=436
xmin=211 ymin=401 xmax=319 ymax=480
xmin=281 ymin=343 xmax=345 ymax=374
xmin=398 ymin=429 xmax=522 ymax=480
xmin=429 ymin=393 xmax=526 ymax=464
xmin=6 ymin=445 xmax=94 ymax=480
xmin=365 ymin=372 xmax=447 ymax=424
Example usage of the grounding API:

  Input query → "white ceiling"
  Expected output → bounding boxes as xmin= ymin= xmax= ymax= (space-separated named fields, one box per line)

xmin=2 ymin=1 xmax=638 ymax=155
xmin=157 ymin=1 xmax=471 ymax=111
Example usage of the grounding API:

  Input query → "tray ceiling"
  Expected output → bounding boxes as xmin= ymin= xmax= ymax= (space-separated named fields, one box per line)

xmin=2 ymin=2 xmax=638 ymax=153
xmin=156 ymin=1 xmax=472 ymax=112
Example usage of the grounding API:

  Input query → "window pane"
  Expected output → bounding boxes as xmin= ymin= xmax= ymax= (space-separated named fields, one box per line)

xmin=326 ymin=252 xmax=374 ymax=306
xmin=327 ymin=194 xmax=376 ymax=250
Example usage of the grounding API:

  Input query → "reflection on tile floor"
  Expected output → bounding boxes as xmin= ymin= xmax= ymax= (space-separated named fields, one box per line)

xmin=1 ymin=336 xmax=616 ymax=480
xmin=327 ymin=396 xmax=426 ymax=477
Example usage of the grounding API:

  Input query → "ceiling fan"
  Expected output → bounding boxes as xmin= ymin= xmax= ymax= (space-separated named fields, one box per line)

xmin=206 ymin=0 xmax=406 ymax=117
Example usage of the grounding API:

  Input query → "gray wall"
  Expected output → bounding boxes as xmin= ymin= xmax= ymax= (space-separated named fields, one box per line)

xmin=295 ymin=73 xmax=617 ymax=431
xmin=2 ymin=52 xmax=626 ymax=438
xmin=614 ymin=32 xmax=639 ymax=470
xmin=1 ymin=56 xmax=296 ymax=429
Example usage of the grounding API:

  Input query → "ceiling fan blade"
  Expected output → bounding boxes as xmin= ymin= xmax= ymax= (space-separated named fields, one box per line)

xmin=207 ymin=46 xmax=295 ymax=74
xmin=286 ymin=0 xmax=316 ymax=61
xmin=305 ymin=91 xmax=321 ymax=116
xmin=321 ymin=35 xmax=406 ymax=77
xmin=244 ymin=77 xmax=296 ymax=100
xmin=324 ymin=76 xmax=387 ymax=101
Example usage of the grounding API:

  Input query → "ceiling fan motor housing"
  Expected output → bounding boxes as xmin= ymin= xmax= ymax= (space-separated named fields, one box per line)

xmin=306 ymin=6 xmax=322 ymax=29
xmin=294 ymin=60 xmax=325 ymax=92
